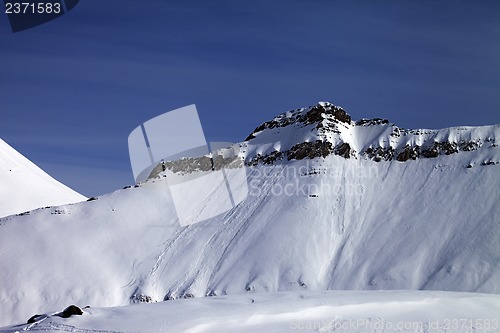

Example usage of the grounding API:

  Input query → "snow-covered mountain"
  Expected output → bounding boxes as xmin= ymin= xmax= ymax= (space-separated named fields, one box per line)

xmin=0 ymin=138 xmax=86 ymax=218
xmin=0 ymin=102 xmax=498 ymax=327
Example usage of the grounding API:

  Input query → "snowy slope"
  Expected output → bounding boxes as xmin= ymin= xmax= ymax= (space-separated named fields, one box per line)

xmin=1 ymin=290 xmax=499 ymax=332
xmin=0 ymin=102 xmax=498 ymax=326
xmin=0 ymin=138 xmax=86 ymax=217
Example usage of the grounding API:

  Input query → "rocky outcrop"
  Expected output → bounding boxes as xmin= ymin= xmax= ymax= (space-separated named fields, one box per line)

xmin=58 ymin=305 xmax=83 ymax=318
xmin=148 ymin=151 xmax=245 ymax=178
xmin=396 ymin=145 xmax=421 ymax=162
xmin=364 ymin=147 xmax=395 ymax=162
xmin=246 ymin=150 xmax=285 ymax=166
xmin=356 ymin=118 xmax=389 ymax=126
xmin=334 ymin=142 xmax=353 ymax=159
xmin=364 ymin=139 xmax=485 ymax=163
xmin=245 ymin=140 xmax=355 ymax=166
xmin=27 ymin=305 xmax=83 ymax=324
xmin=245 ymin=102 xmax=351 ymax=140
xmin=287 ymin=141 xmax=334 ymax=160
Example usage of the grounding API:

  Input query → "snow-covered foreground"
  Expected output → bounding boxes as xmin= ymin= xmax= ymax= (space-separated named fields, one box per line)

xmin=1 ymin=290 xmax=499 ymax=333
xmin=0 ymin=138 xmax=85 ymax=217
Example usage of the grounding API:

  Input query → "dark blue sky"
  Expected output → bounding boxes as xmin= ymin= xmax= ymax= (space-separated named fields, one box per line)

xmin=1 ymin=0 xmax=499 ymax=197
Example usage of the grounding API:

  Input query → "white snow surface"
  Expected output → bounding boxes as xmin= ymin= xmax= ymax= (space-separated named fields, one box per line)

xmin=0 ymin=138 xmax=86 ymax=217
xmin=0 ymin=103 xmax=499 ymax=327
xmin=1 ymin=290 xmax=499 ymax=332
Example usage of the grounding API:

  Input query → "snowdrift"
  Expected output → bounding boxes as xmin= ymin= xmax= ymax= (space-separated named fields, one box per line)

xmin=1 ymin=290 xmax=499 ymax=333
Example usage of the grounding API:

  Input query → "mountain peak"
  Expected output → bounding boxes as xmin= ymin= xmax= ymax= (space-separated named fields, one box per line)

xmin=0 ymin=138 xmax=86 ymax=217
xmin=245 ymin=102 xmax=352 ymax=141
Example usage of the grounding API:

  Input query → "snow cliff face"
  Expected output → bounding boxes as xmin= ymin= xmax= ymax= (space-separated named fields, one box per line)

xmin=0 ymin=102 xmax=498 ymax=326
xmin=0 ymin=138 xmax=86 ymax=218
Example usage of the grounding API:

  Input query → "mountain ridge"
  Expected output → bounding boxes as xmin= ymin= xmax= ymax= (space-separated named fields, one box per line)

xmin=150 ymin=102 xmax=498 ymax=177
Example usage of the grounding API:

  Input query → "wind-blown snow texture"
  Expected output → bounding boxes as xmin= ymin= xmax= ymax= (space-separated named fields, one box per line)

xmin=0 ymin=138 xmax=85 ymax=218
xmin=0 ymin=102 xmax=498 ymax=326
